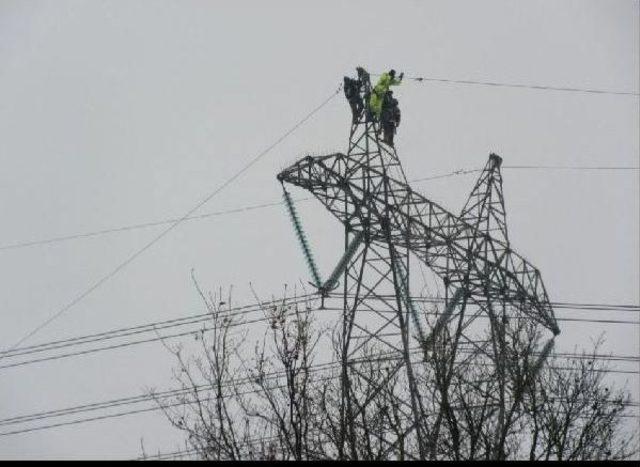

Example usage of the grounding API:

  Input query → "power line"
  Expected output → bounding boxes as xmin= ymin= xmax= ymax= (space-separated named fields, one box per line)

xmin=0 ymin=364 xmax=347 ymax=435
xmin=1 ymin=354 xmax=637 ymax=438
xmin=322 ymin=306 xmax=640 ymax=332
xmin=542 ymin=301 xmax=640 ymax=312
xmin=0 ymin=314 xmax=265 ymax=371
xmin=4 ymin=341 xmax=634 ymax=428
xmin=0 ymin=295 xmax=637 ymax=372
xmin=1 ymin=85 xmax=342 ymax=355
xmin=0 ymin=294 xmax=312 ymax=359
xmin=0 ymin=199 xmax=297 ymax=252
xmin=396 ymin=73 xmax=640 ymax=97
xmin=1 ymin=164 xmax=636 ymax=254
xmin=350 ymin=294 xmax=640 ymax=312
xmin=503 ymin=165 xmax=640 ymax=171
xmin=0 ymin=365 xmax=306 ymax=428
xmin=1 ymin=349 xmax=637 ymax=437
xmin=140 ymin=448 xmax=200 ymax=460
xmin=0 ymin=292 xmax=636 ymax=360
xmin=0 ymin=302 xmax=316 ymax=370
xmin=4 ymin=298 xmax=634 ymax=362
xmin=2 ymin=311 xmax=636 ymax=372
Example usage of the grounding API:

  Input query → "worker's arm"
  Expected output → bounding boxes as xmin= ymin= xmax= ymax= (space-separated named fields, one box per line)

xmin=390 ymin=73 xmax=403 ymax=86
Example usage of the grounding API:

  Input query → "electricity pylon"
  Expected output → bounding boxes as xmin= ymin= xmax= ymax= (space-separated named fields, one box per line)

xmin=277 ymin=69 xmax=560 ymax=459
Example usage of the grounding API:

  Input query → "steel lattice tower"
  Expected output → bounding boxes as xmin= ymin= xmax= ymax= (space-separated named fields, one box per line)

xmin=277 ymin=69 xmax=560 ymax=459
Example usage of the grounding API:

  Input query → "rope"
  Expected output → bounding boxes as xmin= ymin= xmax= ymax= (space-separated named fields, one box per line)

xmin=369 ymin=72 xmax=639 ymax=97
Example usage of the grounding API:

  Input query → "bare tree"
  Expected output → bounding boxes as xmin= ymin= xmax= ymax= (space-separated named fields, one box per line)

xmin=149 ymin=275 xmax=251 ymax=459
xmin=526 ymin=337 xmax=637 ymax=460
xmin=148 ymin=282 xmax=638 ymax=460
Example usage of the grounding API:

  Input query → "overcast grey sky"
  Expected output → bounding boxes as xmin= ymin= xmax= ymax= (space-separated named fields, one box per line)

xmin=0 ymin=0 xmax=638 ymax=459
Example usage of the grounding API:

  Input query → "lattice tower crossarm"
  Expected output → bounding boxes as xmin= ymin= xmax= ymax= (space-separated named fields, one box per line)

xmin=278 ymin=151 xmax=560 ymax=336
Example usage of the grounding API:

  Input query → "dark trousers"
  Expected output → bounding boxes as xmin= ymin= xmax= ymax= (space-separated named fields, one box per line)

xmin=382 ymin=121 xmax=395 ymax=146
xmin=348 ymin=98 xmax=363 ymax=123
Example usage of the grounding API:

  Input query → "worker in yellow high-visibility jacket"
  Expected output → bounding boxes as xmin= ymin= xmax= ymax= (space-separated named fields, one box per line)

xmin=369 ymin=69 xmax=403 ymax=120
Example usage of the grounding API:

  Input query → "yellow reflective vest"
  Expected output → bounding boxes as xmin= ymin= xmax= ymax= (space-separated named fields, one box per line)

xmin=369 ymin=73 xmax=401 ymax=118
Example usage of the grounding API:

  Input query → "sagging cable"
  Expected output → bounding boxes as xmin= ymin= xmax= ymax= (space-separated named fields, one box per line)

xmin=282 ymin=187 xmax=322 ymax=288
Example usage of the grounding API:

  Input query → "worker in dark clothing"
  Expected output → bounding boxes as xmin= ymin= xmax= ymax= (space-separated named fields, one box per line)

xmin=380 ymin=90 xmax=401 ymax=147
xmin=391 ymin=94 xmax=401 ymax=128
xmin=343 ymin=75 xmax=363 ymax=124
xmin=355 ymin=67 xmax=371 ymax=121
xmin=380 ymin=92 xmax=394 ymax=145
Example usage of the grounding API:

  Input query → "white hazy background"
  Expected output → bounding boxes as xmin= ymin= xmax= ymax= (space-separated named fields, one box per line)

xmin=0 ymin=0 xmax=638 ymax=459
